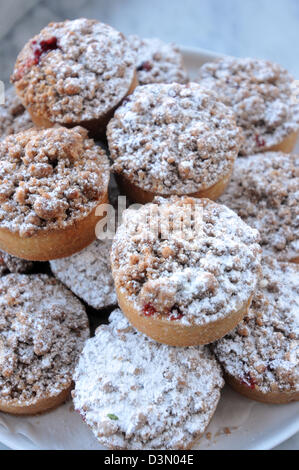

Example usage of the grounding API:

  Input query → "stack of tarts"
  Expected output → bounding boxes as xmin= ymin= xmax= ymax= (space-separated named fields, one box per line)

xmin=0 ymin=17 xmax=297 ymax=450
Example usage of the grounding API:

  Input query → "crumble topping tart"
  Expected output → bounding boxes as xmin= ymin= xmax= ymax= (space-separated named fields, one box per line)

xmin=50 ymin=239 xmax=117 ymax=310
xmin=0 ymin=87 xmax=33 ymax=139
xmin=107 ymin=82 xmax=243 ymax=195
xmin=0 ymin=274 xmax=89 ymax=407
xmin=0 ymin=126 xmax=110 ymax=238
xmin=197 ymin=57 xmax=299 ymax=155
xmin=111 ymin=197 xmax=262 ymax=326
xmin=0 ymin=250 xmax=34 ymax=276
xmin=219 ymin=152 xmax=299 ymax=262
xmin=11 ymin=18 xmax=136 ymax=125
xmin=73 ymin=308 xmax=224 ymax=450
xmin=214 ymin=258 xmax=299 ymax=394
xmin=128 ymin=35 xmax=188 ymax=85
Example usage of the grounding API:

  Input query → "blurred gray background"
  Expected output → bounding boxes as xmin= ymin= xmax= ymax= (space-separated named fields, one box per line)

xmin=1 ymin=0 xmax=299 ymax=85
xmin=0 ymin=0 xmax=298 ymax=451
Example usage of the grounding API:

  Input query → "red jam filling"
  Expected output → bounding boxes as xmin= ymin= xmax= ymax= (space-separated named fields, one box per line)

xmin=137 ymin=61 xmax=153 ymax=72
xmin=142 ymin=303 xmax=157 ymax=317
xmin=14 ymin=37 xmax=60 ymax=81
xmin=169 ymin=312 xmax=184 ymax=321
xmin=142 ymin=304 xmax=184 ymax=321
xmin=31 ymin=37 xmax=60 ymax=65
xmin=241 ymin=373 xmax=256 ymax=390
xmin=255 ymin=134 xmax=266 ymax=148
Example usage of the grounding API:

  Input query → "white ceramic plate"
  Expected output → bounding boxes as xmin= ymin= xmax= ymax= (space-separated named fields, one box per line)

xmin=0 ymin=46 xmax=298 ymax=451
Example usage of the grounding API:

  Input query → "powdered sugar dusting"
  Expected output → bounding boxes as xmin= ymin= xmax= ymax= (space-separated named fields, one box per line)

xmin=50 ymin=239 xmax=117 ymax=310
xmin=214 ymin=258 xmax=299 ymax=394
xmin=219 ymin=152 xmax=299 ymax=262
xmin=0 ymin=274 xmax=89 ymax=408
xmin=128 ymin=35 xmax=188 ymax=85
xmin=12 ymin=18 xmax=136 ymax=124
xmin=73 ymin=308 xmax=224 ymax=450
xmin=197 ymin=57 xmax=299 ymax=155
xmin=107 ymin=83 xmax=243 ymax=195
xmin=111 ymin=197 xmax=261 ymax=326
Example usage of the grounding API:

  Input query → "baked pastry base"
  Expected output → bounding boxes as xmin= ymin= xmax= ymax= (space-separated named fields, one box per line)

xmin=266 ymin=129 xmax=299 ymax=154
xmin=115 ymin=170 xmax=232 ymax=204
xmin=0 ymin=385 xmax=72 ymax=416
xmin=0 ymin=193 xmax=108 ymax=261
xmin=226 ymin=374 xmax=299 ymax=405
xmin=116 ymin=286 xmax=253 ymax=346
xmin=21 ymin=71 xmax=138 ymax=138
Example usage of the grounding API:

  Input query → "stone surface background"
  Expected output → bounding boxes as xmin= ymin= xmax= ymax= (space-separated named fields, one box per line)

xmin=0 ymin=0 xmax=298 ymax=450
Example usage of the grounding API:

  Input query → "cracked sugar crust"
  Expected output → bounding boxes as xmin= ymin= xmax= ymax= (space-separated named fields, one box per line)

xmin=219 ymin=152 xmax=299 ymax=262
xmin=0 ymin=88 xmax=33 ymax=139
xmin=214 ymin=258 xmax=299 ymax=394
xmin=197 ymin=57 xmax=299 ymax=156
xmin=73 ymin=308 xmax=224 ymax=450
xmin=12 ymin=18 xmax=136 ymax=124
xmin=50 ymin=239 xmax=117 ymax=310
xmin=107 ymin=83 xmax=243 ymax=195
xmin=0 ymin=126 xmax=110 ymax=238
xmin=0 ymin=250 xmax=34 ymax=276
xmin=111 ymin=197 xmax=262 ymax=326
xmin=0 ymin=274 xmax=89 ymax=407
xmin=128 ymin=35 xmax=188 ymax=85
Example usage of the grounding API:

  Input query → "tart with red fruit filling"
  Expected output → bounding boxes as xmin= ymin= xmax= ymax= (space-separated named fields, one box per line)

xmin=219 ymin=152 xmax=299 ymax=263
xmin=213 ymin=258 xmax=299 ymax=404
xmin=197 ymin=57 xmax=299 ymax=155
xmin=11 ymin=18 xmax=137 ymax=137
xmin=111 ymin=196 xmax=261 ymax=346
xmin=0 ymin=126 xmax=110 ymax=261
xmin=73 ymin=308 xmax=224 ymax=450
xmin=107 ymin=83 xmax=243 ymax=204
xmin=0 ymin=274 xmax=89 ymax=415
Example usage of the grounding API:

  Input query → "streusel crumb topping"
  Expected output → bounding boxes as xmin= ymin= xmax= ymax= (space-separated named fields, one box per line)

xmin=0 ymin=274 xmax=89 ymax=406
xmin=0 ymin=250 xmax=34 ymax=276
xmin=107 ymin=83 xmax=243 ymax=195
xmin=128 ymin=35 xmax=188 ymax=85
xmin=50 ymin=239 xmax=117 ymax=310
xmin=219 ymin=152 xmax=299 ymax=262
xmin=214 ymin=258 xmax=299 ymax=394
xmin=0 ymin=87 xmax=33 ymax=139
xmin=111 ymin=197 xmax=261 ymax=326
xmin=0 ymin=126 xmax=110 ymax=237
xmin=73 ymin=308 xmax=224 ymax=450
xmin=197 ymin=57 xmax=299 ymax=155
xmin=12 ymin=18 xmax=136 ymax=124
